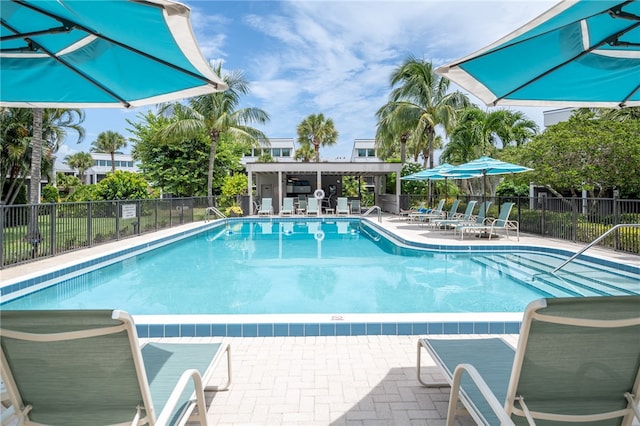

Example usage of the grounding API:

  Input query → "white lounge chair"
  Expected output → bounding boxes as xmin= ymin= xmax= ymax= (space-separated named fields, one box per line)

xmin=350 ymin=199 xmax=361 ymax=215
xmin=417 ymin=296 xmax=640 ymax=426
xmin=280 ymin=197 xmax=294 ymax=216
xmin=0 ymin=309 xmax=231 ymax=426
xmin=431 ymin=200 xmax=477 ymax=230
xmin=336 ymin=197 xmax=349 ymax=215
xmin=307 ymin=197 xmax=320 ymax=216
xmin=257 ymin=197 xmax=273 ymax=216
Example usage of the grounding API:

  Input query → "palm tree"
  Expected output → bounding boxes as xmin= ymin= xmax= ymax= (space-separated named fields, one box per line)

xmin=294 ymin=143 xmax=315 ymax=162
xmin=296 ymin=113 xmax=338 ymax=163
xmin=91 ymin=130 xmax=126 ymax=174
xmin=64 ymin=152 xmax=94 ymax=184
xmin=160 ymin=65 xmax=269 ymax=203
xmin=376 ymin=56 xmax=470 ymax=169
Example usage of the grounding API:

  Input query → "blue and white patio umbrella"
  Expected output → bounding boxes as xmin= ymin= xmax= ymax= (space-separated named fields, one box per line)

xmin=445 ymin=156 xmax=533 ymax=204
xmin=0 ymin=0 xmax=228 ymax=108
xmin=436 ymin=0 xmax=640 ymax=108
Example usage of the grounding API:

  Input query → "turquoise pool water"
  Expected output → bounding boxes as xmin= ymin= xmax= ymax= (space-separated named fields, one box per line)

xmin=2 ymin=219 xmax=638 ymax=315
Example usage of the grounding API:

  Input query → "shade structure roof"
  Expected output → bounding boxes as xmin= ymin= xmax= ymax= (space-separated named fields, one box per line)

xmin=436 ymin=0 xmax=640 ymax=108
xmin=0 ymin=0 xmax=228 ymax=109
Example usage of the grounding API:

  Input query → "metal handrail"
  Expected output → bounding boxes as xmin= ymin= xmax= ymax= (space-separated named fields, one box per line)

xmin=361 ymin=206 xmax=382 ymax=222
xmin=552 ymin=223 xmax=640 ymax=273
xmin=205 ymin=206 xmax=226 ymax=222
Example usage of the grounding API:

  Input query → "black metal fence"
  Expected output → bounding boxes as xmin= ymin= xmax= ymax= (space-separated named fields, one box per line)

xmin=2 ymin=195 xmax=639 ymax=269
xmin=1 ymin=197 xmax=211 ymax=269
xmin=405 ymin=195 xmax=640 ymax=254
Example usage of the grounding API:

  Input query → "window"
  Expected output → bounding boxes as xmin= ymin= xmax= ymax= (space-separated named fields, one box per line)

xmin=282 ymin=148 xmax=291 ymax=157
xmin=367 ymin=149 xmax=376 ymax=157
xmin=357 ymin=149 xmax=366 ymax=157
xmin=272 ymin=148 xmax=281 ymax=157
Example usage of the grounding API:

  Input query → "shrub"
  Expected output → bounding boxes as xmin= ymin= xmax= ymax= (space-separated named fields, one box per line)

xmin=41 ymin=185 xmax=59 ymax=203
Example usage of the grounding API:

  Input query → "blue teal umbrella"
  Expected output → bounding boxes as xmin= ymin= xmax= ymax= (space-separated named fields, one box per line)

xmin=0 ymin=0 xmax=228 ymax=108
xmin=445 ymin=156 xmax=532 ymax=205
xmin=436 ymin=0 xmax=640 ymax=108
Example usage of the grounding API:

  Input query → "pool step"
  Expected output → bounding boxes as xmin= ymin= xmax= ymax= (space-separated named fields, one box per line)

xmin=472 ymin=254 xmax=629 ymax=297
xmin=506 ymin=253 xmax=638 ymax=296
xmin=471 ymin=256 xmax=579 ymax=298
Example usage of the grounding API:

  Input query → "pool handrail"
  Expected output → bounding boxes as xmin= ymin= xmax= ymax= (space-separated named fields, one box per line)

xmin=552 ymin=223 xmax=640 ymax=273
xmin=362 ymin=205 xmax=382 ymax=222
xmin=205 ymin=206 xmax=226 ymax=222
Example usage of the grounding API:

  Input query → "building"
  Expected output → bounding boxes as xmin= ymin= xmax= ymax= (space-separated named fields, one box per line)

xmin=241 ymin=138 xmax=296 ymax=164
xmin=350 ymin=139 xmax=378 ymax=162
xmin=56 ymin=152 xmax=138 ymax=184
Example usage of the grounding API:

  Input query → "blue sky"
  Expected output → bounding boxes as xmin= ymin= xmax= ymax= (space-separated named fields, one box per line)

xmin=58 ymin=0 xmax=555 ymax=163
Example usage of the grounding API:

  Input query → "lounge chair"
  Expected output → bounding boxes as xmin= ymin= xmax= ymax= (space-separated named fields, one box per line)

xmin=451 ymin=201 xmax=492 ymax=235
xmin=350 ymin=199 xmax=361 ymax=215
xmin=424 ymin=199 xmax=460 ymax=228
xmin=297 ymin=199 xmax=307 ymax=215
xmin=417 ymin=295 xmax=640 ymax=426
xmin=401 ymin=201 xmax=426 ymax=217
xmin=307 ymin=197 xmax=320 ymax=216
xmin=0 ymin=309 xmax=232 ymax=426
xmin=457 ymin=202 xmax=517 ymax=240
xmin=336 ymin=197 xmax=349 ymax=215
xmin=257 ymin=197 xmax=273 ymax=216
xmin=431 ymin=200 xmax=477 ymax=230
xmin=408 ymin=199 xmax=446 ymax=223
xmin=280 ymin=197 xmax=294 ymax=216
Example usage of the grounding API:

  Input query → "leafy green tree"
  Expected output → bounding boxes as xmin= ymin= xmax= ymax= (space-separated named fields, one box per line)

xmin=129 ymin=111 xmax=245 ymax=197
xmin=511 ymin=115 xmax=640 ymax=198
xmin=220 ymin=173 xmax=248 ymax=207
xmin=376 ymin=57 xmax=469 ymax=168
xmin=296 ymin=113 xmax=338 ymax=163
xmin=94 ymin=171 xmax=151 ymax=200
xmin=159 ymin=65 xmax=269 ymax=203
xmin=91 ymin=130 xmax=126 ymax=174
xmin=66 ymin=183 xmax=98 ymax=202
xmin=294 ymin=143 xmax=315 ymax=162
xmin=64 ymin=151 xmax=94 ymax=184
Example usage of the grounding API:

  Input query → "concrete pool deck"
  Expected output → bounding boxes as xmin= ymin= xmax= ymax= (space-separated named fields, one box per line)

xmin=2 ymin=213 xmax=638 ymax=425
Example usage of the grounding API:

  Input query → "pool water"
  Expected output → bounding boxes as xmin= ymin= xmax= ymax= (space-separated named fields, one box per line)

xmin=2 ymin=219 xmax=638 ymax=315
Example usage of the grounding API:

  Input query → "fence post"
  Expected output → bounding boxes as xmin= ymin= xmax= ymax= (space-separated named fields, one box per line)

xmin=154 ymin=199 xmax=158 ymax=230
xmin=115 ymin=201 xmax=120 ymax=240
xmin=87 ymin=202 xmax=93 ymax=247
xmin=613 ymin=191 xmax=620 ymax=250
xmin=0 ymin=205 xmax=4 ymax=269
xmin=540 ymin=197 xmax=546 ymax=236
xmin=50 ymin=204 xmax=56 ymax=256
xmin=572 ymin=203 xmax=578 ymax=243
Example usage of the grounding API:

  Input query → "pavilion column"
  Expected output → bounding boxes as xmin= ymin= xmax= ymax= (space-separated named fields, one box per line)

xmin=248 ymin=172 xmax=253 ymax=214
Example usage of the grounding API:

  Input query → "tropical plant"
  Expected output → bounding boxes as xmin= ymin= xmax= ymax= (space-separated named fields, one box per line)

xmin=94 ymin=170 xmax=151 ymax=200
xmin=158 ymin=64 xmax=269 ymax=204
xmin=294 ymin=143 xmax=315 ymax=162
xmin=296 ymin=113 xmax=338 ymax=163
xmin=64 ymin=151 xmax=94 ymax=184
xmin=91 ymin=130 xmax=127 ymax=174
xmin=220 ymin=173 xmax=248 ymax=207
xmin=376 ymin=56 xmax=470 ymax=168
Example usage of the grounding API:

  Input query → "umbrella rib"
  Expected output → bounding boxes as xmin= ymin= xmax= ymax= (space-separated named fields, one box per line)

xmin=494 ymin=18 xmax=640 ymax=107
xmin=10 ymin=0 xmax=221 ymax=89
xmin=27 ymin=38 xmax=132 ymax=108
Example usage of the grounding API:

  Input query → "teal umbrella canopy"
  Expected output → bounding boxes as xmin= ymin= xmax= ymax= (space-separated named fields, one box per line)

xmin=447 ymin=156 xmax=533 ymax=176
xmin=436 ymin=0 xmax=640 ymax=108
xmin=0 ymin=0 xmax=228 ymax=108
xmin=402 ymin=163 xmax=480 ymax=181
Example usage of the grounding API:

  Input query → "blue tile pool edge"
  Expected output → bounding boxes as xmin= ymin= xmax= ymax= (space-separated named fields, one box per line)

xmin=133 ymin=313 xmax=523 ymax=338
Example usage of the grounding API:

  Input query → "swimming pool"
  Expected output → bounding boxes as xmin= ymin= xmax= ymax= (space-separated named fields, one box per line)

xmin=2 ymin=218 xmax=638 ymax=336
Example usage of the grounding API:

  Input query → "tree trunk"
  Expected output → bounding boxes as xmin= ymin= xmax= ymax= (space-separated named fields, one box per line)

xmin=207 ymin=130 xmax=219 ymax=207
xmin=314 ymin=140 xmax=320 ymax=163
xmin=110 ymin=151 xmax=116 ymax=174
xmin=28 ymin=108 xmax=43 ymax=257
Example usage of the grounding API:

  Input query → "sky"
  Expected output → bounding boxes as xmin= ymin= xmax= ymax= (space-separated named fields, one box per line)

xmin=57 ymin=0 xmax=556 ymax=164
